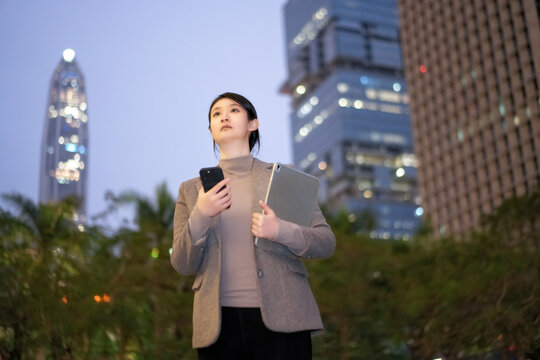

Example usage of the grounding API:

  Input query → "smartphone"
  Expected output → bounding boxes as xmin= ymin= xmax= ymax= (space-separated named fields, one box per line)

xmin=199 ymin=167 xmax=225 ymax=193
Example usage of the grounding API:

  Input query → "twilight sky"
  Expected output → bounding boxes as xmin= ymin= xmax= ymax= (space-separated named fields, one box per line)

xmin=0 ymin=0 xmax=291 ymax=226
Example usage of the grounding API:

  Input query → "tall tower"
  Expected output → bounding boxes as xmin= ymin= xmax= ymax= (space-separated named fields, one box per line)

xmin=39 ymin=49 xmax=89 ymax=221
xmin=398 ymin=0 xmax=540 ymax=236
xmin=281 ymin=0 xmax=422 ymax=240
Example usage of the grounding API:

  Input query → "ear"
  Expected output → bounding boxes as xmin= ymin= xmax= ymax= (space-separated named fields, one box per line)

xmin=248 ymin=118 xmax=259 ymax=131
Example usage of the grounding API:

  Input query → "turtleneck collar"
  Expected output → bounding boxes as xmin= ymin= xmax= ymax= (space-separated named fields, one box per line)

xmin=219 ymin=154 xmax=254 ymax=176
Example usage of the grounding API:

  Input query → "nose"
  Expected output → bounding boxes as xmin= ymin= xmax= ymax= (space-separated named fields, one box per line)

xmin=220 ymin=112 xmax=229 ymax=122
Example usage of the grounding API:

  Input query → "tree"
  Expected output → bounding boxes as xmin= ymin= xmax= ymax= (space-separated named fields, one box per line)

xmin=0 ymin=193 xmax=95 ymax=359
xmin=108 ymin=182 xmax=195 ymax=359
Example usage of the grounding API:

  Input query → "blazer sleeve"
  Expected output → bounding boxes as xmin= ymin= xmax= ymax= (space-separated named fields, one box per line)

xmin=274 ymin=201 xmax=336 ymax=259
xmin=170 ymin=181 xmax=209 ymax=276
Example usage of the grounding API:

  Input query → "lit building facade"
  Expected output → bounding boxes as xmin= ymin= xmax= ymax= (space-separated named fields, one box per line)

xmin=398 ymin=0 xmax=540 ymax=236
xmin=281 ymin=0 xmax=422 ymax=239
xmin=39 ymin=49 xmax=89 ymax=221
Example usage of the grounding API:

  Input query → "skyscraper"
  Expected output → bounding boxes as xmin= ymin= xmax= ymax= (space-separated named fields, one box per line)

xmin=39 ymin=49 xmax=89 ymax=221
xmin=398 ymin=0 xmax=540 ymax=236
xmin=281 ymin=0 xmax=422 ymax=240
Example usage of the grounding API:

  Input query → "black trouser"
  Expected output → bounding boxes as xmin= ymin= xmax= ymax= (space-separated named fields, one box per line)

xmin=197 ymin=307 xmax=312 ymax=360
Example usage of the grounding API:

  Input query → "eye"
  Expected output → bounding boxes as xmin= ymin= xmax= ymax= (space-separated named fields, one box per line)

xmin=212 ymin=111 xmax=220 ymax=117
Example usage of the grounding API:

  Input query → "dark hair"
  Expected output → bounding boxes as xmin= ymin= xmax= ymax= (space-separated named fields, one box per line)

xmin=208 ymin=92 xmax=260 ymax=154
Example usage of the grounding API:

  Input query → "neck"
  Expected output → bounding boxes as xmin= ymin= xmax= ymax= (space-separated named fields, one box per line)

xmin=219 ymin=142 xmax=251 ymax=160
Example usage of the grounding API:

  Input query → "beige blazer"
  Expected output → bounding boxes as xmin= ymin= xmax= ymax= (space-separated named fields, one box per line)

xmin=170 ymin=158 xmax=336 ymax=349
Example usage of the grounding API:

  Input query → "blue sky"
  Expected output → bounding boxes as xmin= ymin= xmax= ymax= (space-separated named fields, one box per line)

xmin=0 ymin=0 xmax=291 ymax=224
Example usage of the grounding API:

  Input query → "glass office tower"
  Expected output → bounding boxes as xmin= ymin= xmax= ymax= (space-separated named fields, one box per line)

xmin=39 ymin=49 xmax=89 ymax=221
xmin=281 ymin=0 xmax=421 ymax=239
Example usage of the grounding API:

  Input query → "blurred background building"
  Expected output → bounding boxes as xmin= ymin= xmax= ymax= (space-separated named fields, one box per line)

xmin=281 ymin=0 xmax=422 ymax=240
xmin=398 ymin=0 xmax=540 ymax=236
xmin=39 ymin=49 xmax=89 ymax=221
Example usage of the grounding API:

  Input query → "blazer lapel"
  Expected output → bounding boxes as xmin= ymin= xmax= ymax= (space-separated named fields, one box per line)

xmin=251 ymin=158 xmax=273 ymax=222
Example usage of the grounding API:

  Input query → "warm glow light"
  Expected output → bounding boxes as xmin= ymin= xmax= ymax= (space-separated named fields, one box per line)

xmin=318 ymin=161 xmax=327 ymax=170
xmin=103 ymin=294 xmax=111 ymax=303
xmin=62 ymin=295 xmax=68 ymax=304
xmin=94 ymin=295 xmax=102 ymax=303
xmin=63 ymin=48 xmax=75 ymax=62
xmin=419 ymin=65 xmax=427 ymax=73
xmin=363 ymin=190 xmax=373 ymax=198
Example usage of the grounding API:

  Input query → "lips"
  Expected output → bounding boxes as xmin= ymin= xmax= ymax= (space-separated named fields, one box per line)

xmin=221 ymin=125 xmax=232 ymax=131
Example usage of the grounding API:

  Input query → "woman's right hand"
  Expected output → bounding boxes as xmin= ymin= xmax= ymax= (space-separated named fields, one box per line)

xmin=196 ymin=178 xmax=232 ymax=217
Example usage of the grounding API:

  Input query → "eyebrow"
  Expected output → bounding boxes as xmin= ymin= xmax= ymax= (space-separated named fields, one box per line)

xmin=211 ymin=102 xmax=240 ymax=112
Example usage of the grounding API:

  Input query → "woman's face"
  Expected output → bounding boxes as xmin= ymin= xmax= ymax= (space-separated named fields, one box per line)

xmin=209 ymin=97 xmax=258 ymax=148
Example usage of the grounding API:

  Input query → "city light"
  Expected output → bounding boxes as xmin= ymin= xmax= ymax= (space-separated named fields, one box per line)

xmin=295 ymin=84 xmax=306 ymax=95
xmin=419 ymin=64 xmax=427 ymax=73
xmin=151 ymin=248 xmax=159 ymax=259
xmin=62 ymin=48 xmax=75 ymax=62
xmin=337 ymin=82 xmax=349 ymax=93
xmin=353 ymin=100 xmax=364 ymax=109
xmin=94 ymin=294 xmax=111 ymax=303
xmin=395 ymin=168 xmax=405 ymax=177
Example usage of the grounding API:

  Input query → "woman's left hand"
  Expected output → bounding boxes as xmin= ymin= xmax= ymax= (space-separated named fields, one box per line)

xmin=251 ymin=200 xmax=280 ymax=240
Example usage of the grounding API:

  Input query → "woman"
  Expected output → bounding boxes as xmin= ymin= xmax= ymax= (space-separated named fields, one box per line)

xmin=170 ymin=92 xmax=335 ymax=360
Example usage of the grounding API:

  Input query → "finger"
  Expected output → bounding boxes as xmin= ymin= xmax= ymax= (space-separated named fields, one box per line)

xmin=210 ymin=178 xmax=230 ymax=194
xmin=259 ymin=200 xmax=275 ymax=216
xmin=217 ymin=194 xmax=232 ymax=207
xmin=215 ymin=188 xmax=230 ymax=201
xmin=252 ymin=215 xmax=263 ymax=226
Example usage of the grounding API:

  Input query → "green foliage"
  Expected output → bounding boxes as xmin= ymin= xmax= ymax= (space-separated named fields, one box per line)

xmin=1 ymin=187 xmax=538 ymax=359
xmin=310 ymin=191 xmax=540 ymax=359
xmin=0 ymin=183 xmax=195 ymax=359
